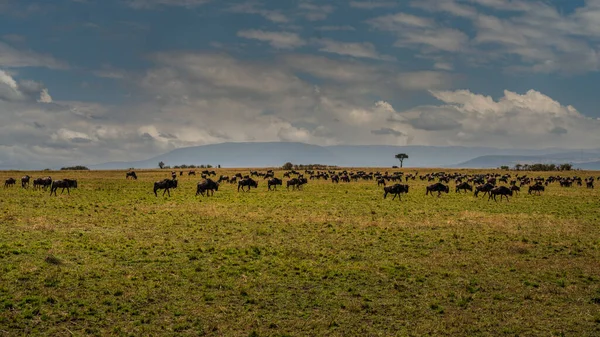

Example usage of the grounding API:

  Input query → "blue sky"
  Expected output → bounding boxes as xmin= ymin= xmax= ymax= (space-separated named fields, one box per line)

xmin=1 ymin=0 xmax=600 ymax=168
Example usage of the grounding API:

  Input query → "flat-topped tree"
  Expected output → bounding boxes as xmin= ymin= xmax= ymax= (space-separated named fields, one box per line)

xmin=395 ymin=153 xmax=408 ymax=168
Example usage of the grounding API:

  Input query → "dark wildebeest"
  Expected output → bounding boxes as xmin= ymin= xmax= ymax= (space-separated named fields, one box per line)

xmin=383 ymin=184 xmax=409 ymax=200
xmin=21 ymin=175 xmax=30 ymax=188
xmin=33 ymin=177 xmax=52 ymax=190
xmin=153 ymin=178 xmax=177 ymax=197
xmin=196 ymin=179 xmax=219 ymax=197
xmin=489 ymin=186 xmax=513 ymax=201
xmin=474 ymin=183 xmax=495 ymax=197
xmin=188 ymin=170 xmax=196 ymax=176
xmin=217 ymin=175 xmax=229 ymax=183
xmin=238 ymin=178 xmax=258 ymax=192
xmin=287 ymin=177 xmax=307 ymax=190
xmin=171 ymin=171 xmax=177 ymax=180
xmin=331 ymin=175 xmax=339 ymax=183
xmin=126 ymin=171 xmax=138 ymax=180
xmin=50 ymin=179 xmax=78 ymax=196
xmin=426 ymin=183 xmax=449 ymax=197
xmin=455 ymin=182 xmax=472 ymax=193
xmin=377 ymin=178 xmax=386 ymax=187
xmin=511 ymin=185 xmax=521 ymax=194
xmin=4 ymin=178 xmax=16 ymax=188
xmin=528 ymin=184 xmax=545 ymax=195
xmin=267 ymin=178 xmax=282 ymax=191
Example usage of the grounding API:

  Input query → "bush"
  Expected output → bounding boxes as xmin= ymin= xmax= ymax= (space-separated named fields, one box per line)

xmin=60 ymin=166 xmax=89 ymax=171
xmin=282 ymin=162 xmax=293 ymax=170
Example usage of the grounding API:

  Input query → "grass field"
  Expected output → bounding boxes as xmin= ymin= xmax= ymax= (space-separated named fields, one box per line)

xmin=1 ymin=169 xmax=599 ymax=336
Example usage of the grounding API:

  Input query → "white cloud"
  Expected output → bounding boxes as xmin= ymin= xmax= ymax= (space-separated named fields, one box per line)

xmin=237 ymin=30 xmax=306 ymax=49
xmin=37 ymin=89 xmax=52 ymax=103
xmin=227 ymin=2 xmax=289 ymax=23
xmin=314 ymin=38 xmax=395 ymax=61
xmin=350 ymin=1 xmax=397 ymax=9
xmin=126 ymin=0 xmax=211 ymax=9
xmin=315 ymin=25 xmax=356 ymax=31
xmin=0 ymin=42 xmax=68 ymax=69
xmin=396 ymin=89 xmax=600 ymax=148
xmin=298 ymin=1 xmax=335 ymax=21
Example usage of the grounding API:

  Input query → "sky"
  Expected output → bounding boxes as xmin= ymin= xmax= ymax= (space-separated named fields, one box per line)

xmin=1 ymin=0 xmax=600 ymax=168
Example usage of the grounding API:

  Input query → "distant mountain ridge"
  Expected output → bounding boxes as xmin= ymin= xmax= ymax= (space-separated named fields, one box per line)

xmin=87 ymin=142 xmax=600 ymax=170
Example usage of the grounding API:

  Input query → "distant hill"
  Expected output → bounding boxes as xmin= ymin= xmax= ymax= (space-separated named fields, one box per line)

xmin=453 ymin=151 xmax=600 ymax=169
xmin=87 ymin=141 xmax=600 ymax=170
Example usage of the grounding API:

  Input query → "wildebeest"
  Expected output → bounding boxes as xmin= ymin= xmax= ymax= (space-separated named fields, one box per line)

xmin=455 ymin=182 xmax=472 ymax=193
xmin=21 ymin=175 xmax=30 ymax=188
xmin=287 ymin=177 xmax=307 ymax=190
xmin=474 ymin=183 xmax=495 ymax=197
xmin=171 ymin=171 xmax=177 ymax=179
xmin=33 ymin=176 xmax=52 ymax=190
xmin=154 ymin=178 xmax=177 ymax=197
xmin=50 ymin=179 xmax=78 ymax=196
xmin=196 ymin=179 xmax=219 ymax=197
xmin=331 ymin=175 xmax=339 ymax=183
xmin=126 ymin=171 xmax=138 ymax=180
xmin=511 ymin=185 xmax=521 ymax=194
xmin=4 ymin=178 xmax=16 ymax=188
xmin=383 ymin=184 xmax=409 ymax=200
xmin=267 ymin=178 xmax=282 ymax=191
xmin=238 ymin=177 xmax=258 ymax=192
xmin=377 ymin=178 xmax=386 ymax=187
xmin=188 ymin=170 xmax=196 ymax=176
xmin=426 ymin=183 xmax=449 ymax=197
xmin=217 ymin=175 xmax=229 ymax=183
xmin=528 ymin=184 xmax=545 ymax=195
xmin=489 ymin=186 xmax=512 ymax=201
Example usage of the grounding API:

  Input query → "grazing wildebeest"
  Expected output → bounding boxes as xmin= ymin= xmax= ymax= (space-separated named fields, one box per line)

xmin=383 ymin=184 xmax=409 ymax=200
xmin=153 ymin=178 xmax=177 ymax=197
xmin=188 ymin=170 xmax=196 ymax=176
xmin=511 ymin=185 xmax=521 ymax=194
xmin=587 ymin=181 xmax=594 ymax=189
xmin=196 ymin=179 xmax=219 ymax=197
xmin=455 ymin=182 xmax=472 ymax=193
xmin=49 ymin=179 xmax=78 ymax=196
xmin=377 ymin=178 xmax=386 ymax=187
xmin=474 ymin=183 xmax=495 ymax=197
xmin=21 ymin=175 xmax=30 ymax=188
xmin=528 ymin=184 xmax=545 ymax=195
xmin=217 ymin=175 xmax=229 ymax=183
xmin=33 ymin=177 xmax=52 ymax=190
xmin=287 ymin=177 xmax=307 ymax=190
xmin=126 ymin=171 xmax=138 ymax=180
xmin=331 ymin=175 xmax=339 ymax=183
xmin=267 ymin=178 xmax=282 ymax=191
xmin=489 ymin=186 xmax=512 ymax=201
xmin=426 ymin=183 xmax=449 ymax=197
xmin=238 ymin=178 xmax=258 ymax=192
xmin=4 ymin=178 xmax=16 ymax=188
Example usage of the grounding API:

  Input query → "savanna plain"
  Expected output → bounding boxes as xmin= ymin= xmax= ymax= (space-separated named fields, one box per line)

xmin=1 ymin=168 xmax=599 ymax=337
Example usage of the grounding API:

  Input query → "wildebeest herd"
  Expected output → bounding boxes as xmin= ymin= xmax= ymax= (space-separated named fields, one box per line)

xmin=3 ymin=169 xmax=596 ymax=202
xmin=3 ymin=175 xmax=78 ymax=196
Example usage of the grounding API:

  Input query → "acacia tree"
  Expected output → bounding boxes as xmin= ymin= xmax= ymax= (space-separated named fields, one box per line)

xmin=158 ymin=161 xmax=165 ymax=169
xmin=395 ymin=153 xmax=408 ymax=168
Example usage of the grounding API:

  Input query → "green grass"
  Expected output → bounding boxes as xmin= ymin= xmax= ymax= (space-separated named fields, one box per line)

xmin=1 ymin=169 xmax=599 ymax=336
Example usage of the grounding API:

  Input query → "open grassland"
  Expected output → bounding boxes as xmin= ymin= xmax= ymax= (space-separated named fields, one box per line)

xmin=1 ymin=169 xmax=600 ymax=336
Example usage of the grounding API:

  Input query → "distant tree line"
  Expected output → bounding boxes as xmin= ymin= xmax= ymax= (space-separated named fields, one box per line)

xmin=511 ymin=163 xmax=573 ymax=171
xmin=282 ymin=162 xmax=338 ymax=170
xmin=158 ymin=161 xmax=220 ymax=169
xmin=60 ymin=166 xmax=90 ymax=171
